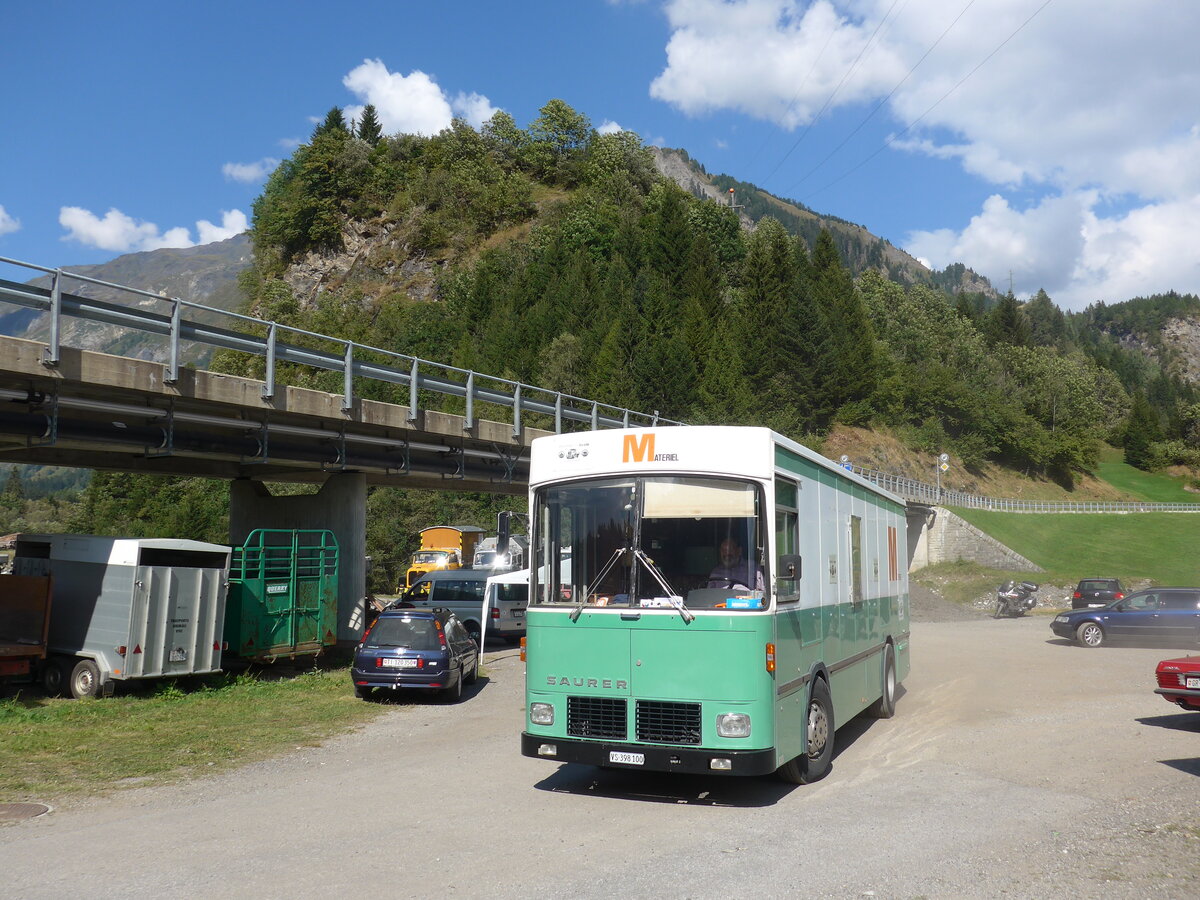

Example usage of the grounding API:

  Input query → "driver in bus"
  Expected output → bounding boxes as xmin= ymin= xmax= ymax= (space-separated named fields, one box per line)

xmin=707 ymin=538 xmax=764 ymax=591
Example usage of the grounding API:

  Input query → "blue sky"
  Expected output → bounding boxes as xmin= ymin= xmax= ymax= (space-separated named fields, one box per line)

xmin=2 ymin=1 xmax=1199 ymax=311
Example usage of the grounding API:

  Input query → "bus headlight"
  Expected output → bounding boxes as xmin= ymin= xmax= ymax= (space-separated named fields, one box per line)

xmin=530 ymin=702 xmax=555 ymax=725
xmin=716 ymin=713 xmax=751 ymax=738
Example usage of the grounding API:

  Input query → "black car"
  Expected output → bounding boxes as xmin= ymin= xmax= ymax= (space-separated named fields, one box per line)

xmin=352 ymin=607 xmax=478 ymax=701
xmin=1051 ymin=587 xmax=1200 ymax=648
xmin=1071 ymin=578 xmax=1125 ymax=610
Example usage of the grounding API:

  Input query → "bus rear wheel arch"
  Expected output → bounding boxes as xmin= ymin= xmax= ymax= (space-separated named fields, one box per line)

xmin=777 ymin=677 xmax=834 ymax=784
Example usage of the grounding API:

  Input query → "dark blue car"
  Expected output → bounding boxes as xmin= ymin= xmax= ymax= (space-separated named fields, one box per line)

xmin=1050 ymin=588 xmax=1200 ymax=648
xmin=352 ymin=607 xmax=479 ymax=701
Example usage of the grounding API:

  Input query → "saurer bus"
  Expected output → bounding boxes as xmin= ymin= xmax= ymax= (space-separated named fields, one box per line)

xmin=520 ymin=426 xmax=910 ymax=783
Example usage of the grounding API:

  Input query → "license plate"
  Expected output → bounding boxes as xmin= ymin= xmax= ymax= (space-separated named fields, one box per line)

xmin=513 ymin=609 xmax=524 ymax=618
xmin=169 ymin=649 xmax=187 ymax=662
xmin=608 ymin=751 xmax=645 ymax=765
xmin=1187 ymin=676 xmax=1200 ymax=689
xmin=381 ymin=658 xmax=418 ymax=668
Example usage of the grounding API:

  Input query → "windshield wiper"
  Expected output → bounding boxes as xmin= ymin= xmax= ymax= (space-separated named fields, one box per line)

xmin=570 ymin=546 xmax=626 ymax=622
xmin=634 ymin=549 xmax=693 ymax=624
xmin=567 ymin=547 xmax=693 ymax=624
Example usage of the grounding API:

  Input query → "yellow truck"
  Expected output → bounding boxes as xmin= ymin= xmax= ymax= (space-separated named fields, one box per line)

xmin=404 ymin=526 xmax=485 ymax=589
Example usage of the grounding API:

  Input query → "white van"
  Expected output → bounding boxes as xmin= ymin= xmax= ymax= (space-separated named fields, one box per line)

xmin=481 ymin=568 xmax=528 ymax=644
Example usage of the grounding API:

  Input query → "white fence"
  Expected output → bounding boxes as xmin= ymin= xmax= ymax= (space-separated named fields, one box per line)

xmin=852 ymin=466 xmax=1200 ymax=513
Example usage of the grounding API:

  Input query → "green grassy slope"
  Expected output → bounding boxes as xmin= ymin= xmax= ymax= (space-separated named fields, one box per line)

xmin=950 ymin=507 xmax=1200 ymax=585
xmin=1095 ymin=451 xmax=1199 ymax=503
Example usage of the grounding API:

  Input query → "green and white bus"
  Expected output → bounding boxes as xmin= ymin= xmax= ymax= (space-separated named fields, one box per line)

xmin=520 ymin=426 xmax=910 ymax=783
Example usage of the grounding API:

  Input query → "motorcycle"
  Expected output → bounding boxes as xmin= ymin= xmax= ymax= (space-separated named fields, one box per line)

xmin=994 ymin=580 xmax=1039 ymax=618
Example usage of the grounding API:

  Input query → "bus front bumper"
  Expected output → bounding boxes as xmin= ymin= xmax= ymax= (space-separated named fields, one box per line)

xmin=521 ymin=732 xmax=778 ymax=776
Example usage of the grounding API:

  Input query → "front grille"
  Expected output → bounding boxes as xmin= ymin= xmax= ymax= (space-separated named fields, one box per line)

xmin=636 ymin=700 xmax=702 ymax=745
xmin=567 ymin=696 xmax=627 ymax=739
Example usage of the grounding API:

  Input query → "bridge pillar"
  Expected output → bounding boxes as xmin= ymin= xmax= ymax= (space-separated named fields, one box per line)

xmin=229 ymin=473 xmax=368 ymax=645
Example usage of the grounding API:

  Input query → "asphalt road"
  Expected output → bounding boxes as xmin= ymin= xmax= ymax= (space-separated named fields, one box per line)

xmin=2 ymin=612 xmax=1198 ymax=899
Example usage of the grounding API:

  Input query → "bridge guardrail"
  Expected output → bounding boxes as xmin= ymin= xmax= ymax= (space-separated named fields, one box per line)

xmin=0 ymin=256 xmax=685 ymax=437
xmin=852 ymin=465 xmax=1200 ymax=513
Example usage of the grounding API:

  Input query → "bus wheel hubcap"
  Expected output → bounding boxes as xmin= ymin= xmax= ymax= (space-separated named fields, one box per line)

xmin=808 ymin=703 xmax=828 ymax=757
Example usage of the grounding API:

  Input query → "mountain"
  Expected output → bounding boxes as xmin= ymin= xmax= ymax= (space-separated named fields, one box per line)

xmin=651 ymin=147 xmax=997 ymax=298
xmin=1 ymin=234 xmax=252 ymax=362
xmin=1073 ymin=291 xmax=1200 ymax=388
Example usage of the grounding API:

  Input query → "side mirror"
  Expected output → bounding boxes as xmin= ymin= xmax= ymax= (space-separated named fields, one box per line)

xmin=497 ymin=511 xmax=510 ymax=556
xmin=778 ymin=554 xmax=802 ymax=580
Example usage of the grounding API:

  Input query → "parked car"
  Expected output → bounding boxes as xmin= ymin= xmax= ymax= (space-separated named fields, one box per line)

xmin=1071 ymin=578 xmax=1125 ymax=610
xmin=352 ymin=607 xmax=478 ymax=702
xmin=1050 ymin=587 xmax=1200 ymax=648
xmin=1154 ymin=655 xmax=1200 ymax=712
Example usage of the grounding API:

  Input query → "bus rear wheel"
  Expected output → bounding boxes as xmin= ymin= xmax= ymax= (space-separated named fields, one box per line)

xmin=866 ymin=644 xmax=897 ymax=719
xmin=777 ymin=678 xmax=834 ymax=784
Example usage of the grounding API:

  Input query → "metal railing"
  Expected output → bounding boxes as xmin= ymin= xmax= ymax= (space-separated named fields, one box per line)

xmin=0 ymin=256 xmax=685 ymax=437
xmin=851 ymin=465 xmax=1200 ymax=513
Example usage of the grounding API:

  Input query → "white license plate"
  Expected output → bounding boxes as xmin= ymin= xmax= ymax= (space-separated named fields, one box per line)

xmin=1186 ymin=676 xmax=1200 ymax=689
xmin=381 ymin=658 xmax=418 ymax=668
xmin=169 ymin=649 xmax=187 ymax=662
xmin=513 ymin=609 xmax=524 ymax=618
xmin=608 ymin=751 xmax=645 ymax=765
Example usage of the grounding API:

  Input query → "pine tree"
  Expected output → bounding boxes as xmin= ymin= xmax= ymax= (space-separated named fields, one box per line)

xmin=356 ymin=104 xmax=383 ymax=145
xmin=810 ymin=230 xmax=877 ymax=423
xmin=644 ymin=182 xmax=692 ymax=304
xmin=312 ymin=107 xmax=349 ymax=140
xmin=986 ymin=292 xmax=1032 ymax=347
xmin=631 ymin=270 xmax=697 ymax=418
xmin=1123 ymin=393 xmax=1163 ymax=469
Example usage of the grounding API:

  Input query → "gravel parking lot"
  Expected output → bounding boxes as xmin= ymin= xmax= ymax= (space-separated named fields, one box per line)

xmin=2 ymin=598 xmax=1197 ymax=899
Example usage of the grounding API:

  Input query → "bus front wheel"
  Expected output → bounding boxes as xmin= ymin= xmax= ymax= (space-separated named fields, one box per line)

xmin=777 ymin=678 xmax=834 ymax=784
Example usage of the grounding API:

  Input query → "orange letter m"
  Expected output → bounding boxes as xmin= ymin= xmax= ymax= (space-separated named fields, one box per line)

xmin=622 ymin=433 xmax=655 ymax=463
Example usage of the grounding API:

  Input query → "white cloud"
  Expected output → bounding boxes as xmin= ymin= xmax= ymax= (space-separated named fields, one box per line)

xmin=597 ymin=120 xmax=624 ymax=135
xmin=0 ymin=204 xmax=19 ymax=236
xmin=907 ymin=193 xmax=1088 ymax=300
xmin=59 ymin=207 xmax=190 ymax=252
xmin=905 ymin=191 xmax=1200 ymax=311
xmin=343 ymin=59 xmax=465 ymax=136
xmin=59 ymin=206 xmax=248 ymax=253
xmin=196 ymin=209 xmax=248 ymax=244
xmin=452 ymin=91 xmax=500 ymax=128
xmin=651 ymin=0 xmax=905 ymax=128
xmin=222 ymin=158 xmax=279 ymax=183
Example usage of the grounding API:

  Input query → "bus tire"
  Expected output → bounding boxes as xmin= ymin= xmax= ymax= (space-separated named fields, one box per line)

xmin=777 ymin=677 xmax=834 ymax=784
xmin=866 ymin=644 xmax=897 ymax=719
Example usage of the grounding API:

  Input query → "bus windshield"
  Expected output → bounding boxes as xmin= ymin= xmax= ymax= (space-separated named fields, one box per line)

xmin=531 ymin=475 xmax=765 ymax=611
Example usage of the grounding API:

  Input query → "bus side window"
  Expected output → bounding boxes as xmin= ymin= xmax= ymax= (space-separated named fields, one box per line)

xmin=775 ymin=478 xmax=800 ymax=603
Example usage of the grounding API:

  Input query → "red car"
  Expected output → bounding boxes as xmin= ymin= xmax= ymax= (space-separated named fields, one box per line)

xmin=1154 ymin=656 xmax=1200 ymax=712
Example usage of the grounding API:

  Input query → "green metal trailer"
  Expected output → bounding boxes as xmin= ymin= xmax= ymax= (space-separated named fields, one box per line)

xmin=226 ymin=529 xmax=339 ymax=661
